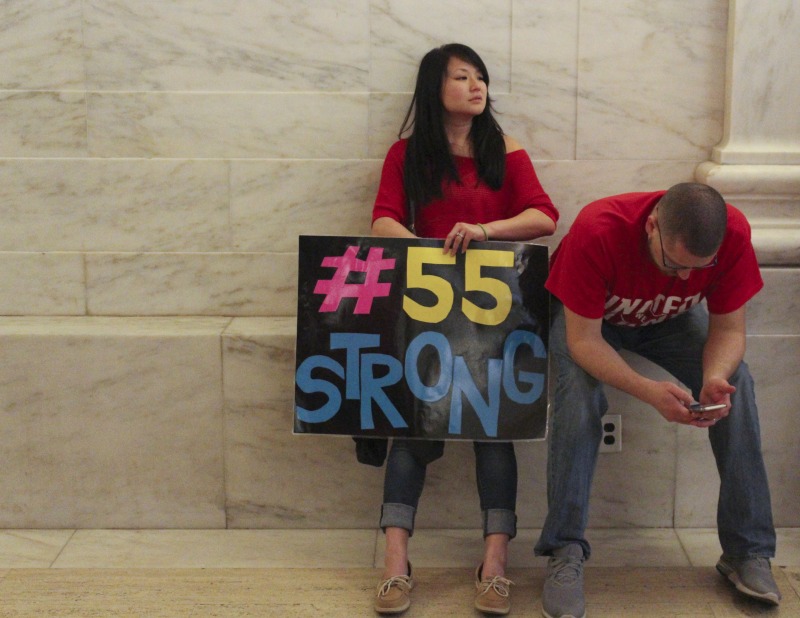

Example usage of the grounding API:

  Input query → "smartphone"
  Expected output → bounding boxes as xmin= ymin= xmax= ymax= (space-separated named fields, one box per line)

xmin=688 ymin=402 xmax=726 ymax=413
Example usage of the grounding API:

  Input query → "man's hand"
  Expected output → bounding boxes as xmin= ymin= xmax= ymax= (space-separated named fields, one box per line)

xmin=644 ymin=380 xmax=696 ymax=424
xmin=644 ymin=379 xmax=731 ymax=428
xmin=689 ymin=377 xmax=735 ymax=427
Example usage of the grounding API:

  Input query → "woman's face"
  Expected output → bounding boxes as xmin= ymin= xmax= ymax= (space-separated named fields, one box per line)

xmin=440 ymin=57 xmax=487 ymax=119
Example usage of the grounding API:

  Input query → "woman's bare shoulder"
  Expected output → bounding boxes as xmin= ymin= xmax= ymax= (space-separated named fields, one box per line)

xmin=503 ymin=134 xmax=525 ymax=154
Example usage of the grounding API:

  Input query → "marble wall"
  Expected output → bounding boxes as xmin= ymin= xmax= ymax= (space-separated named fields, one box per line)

xmin=0 ymin=0 xmax=734 ymax=317
xmin=0 ymin=0 xmax=797 ymax=529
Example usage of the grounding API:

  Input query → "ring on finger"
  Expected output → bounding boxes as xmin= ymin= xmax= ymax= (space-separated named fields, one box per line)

xmin=456 ymin=232 xmax=464 ymax=237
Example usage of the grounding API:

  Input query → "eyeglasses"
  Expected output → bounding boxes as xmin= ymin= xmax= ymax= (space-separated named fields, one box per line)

xmin=655 ymin=219 xmax=718 ymax=271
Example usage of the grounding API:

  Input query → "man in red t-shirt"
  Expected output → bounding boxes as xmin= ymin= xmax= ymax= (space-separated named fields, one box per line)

xmin=534 ymin=183 xmax=779 ymax=618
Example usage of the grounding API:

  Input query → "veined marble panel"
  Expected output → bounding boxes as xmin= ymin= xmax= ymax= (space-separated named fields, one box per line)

xmin=0 ymin=317 xmax=230 ymax=528
xmin=0 ymin=0 xmax=84 ymax=90
xmin=369 ymin=0 xmax=512 ymax=93
xmin=0 ymin=160 xmax=229 ymax=252
xmin=508 ymin=0 xmax=579 ymax=160
xmin=748 ymin=269 xmax=800 ymax=336
xmin=226 ymin=399 xmax=387 ymax=528
xmin=222 ymin=318 xmax=383 ymax=528
xmin=751 ymin=227 xmax=800 ymax=267
xmin=492 ymin=94 xmax=575 ymax=162
xmin=0 ymin=92 xmax=87 ymax=157
xmin=368 ymin=93 xmax=412 ymax=160
xmin=85 ymin=253 xmax=297 ymax=316
xmin=576 ymin=0 xmax=727 ymax=160
xmin=230 ymin=160 xmax=377 ymax=253
xmin=223 ymin=318 xmax=297 ymax=404
xmin=0 ymin=530 xmax=73 ymax=568
xmin=87 ymin=93 xmax=368 ymax=159
xmin=51 ymin=529 xmax=377 ymax=569
xmin=675 ymin=335 xmax=800 ymax=527
xmin=84 ymin=0 xmax=369 ymax=92
xmin=511 ymin=0 xmax=578 ymax=94
xmin=713 ymin=0 xmax=800 ymax=164
xmin=0 ymin=252 xmax=84 ymax=315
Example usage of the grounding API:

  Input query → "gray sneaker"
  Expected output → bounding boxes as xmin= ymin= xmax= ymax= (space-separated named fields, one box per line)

xmin=716 ymin=555 xmax=781 ymax=605
xmin=542 ymin=544 xmax=586 ymax=618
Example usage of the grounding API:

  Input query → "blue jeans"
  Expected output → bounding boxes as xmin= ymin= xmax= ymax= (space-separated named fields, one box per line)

xmin=380 ymin=439 xmax=518 ymax=538
xmin=535 ymin=301 xmax=776 ymax=560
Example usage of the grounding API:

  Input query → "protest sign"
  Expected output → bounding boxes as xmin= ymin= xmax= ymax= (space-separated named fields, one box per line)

xmin=294 ymin=235 xmax=549 ymax=441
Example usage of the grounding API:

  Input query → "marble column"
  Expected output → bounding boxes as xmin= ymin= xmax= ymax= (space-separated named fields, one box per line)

xmin=695 ymin=0 xmax=800 ymax=265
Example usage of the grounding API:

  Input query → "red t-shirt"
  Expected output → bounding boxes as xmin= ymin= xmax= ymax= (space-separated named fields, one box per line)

xmin=546 ymin=191 xmax=763 ymax=327
xmin=372 ymin=139 xmax=558 ymax=239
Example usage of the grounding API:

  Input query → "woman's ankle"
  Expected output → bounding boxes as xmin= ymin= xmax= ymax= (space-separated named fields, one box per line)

xmin=383 ymin=527 xmax=410 ymax=578
xmin=480 ymin=533 xmax=509 ymax=578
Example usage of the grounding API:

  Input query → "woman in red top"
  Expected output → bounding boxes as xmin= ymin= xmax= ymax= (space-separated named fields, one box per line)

xmin=371 ymin=43 xmax=558 ymax=616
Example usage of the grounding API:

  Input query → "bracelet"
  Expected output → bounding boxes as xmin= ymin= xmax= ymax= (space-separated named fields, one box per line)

xmin=476 ymin=223 xmax=489 ymax=240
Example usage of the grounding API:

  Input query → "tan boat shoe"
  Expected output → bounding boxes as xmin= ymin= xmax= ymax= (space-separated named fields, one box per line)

xmin=474 ymin=563 xmax=513 ymax=615
xmin=374 ymin=563 xmax=413 ymax=614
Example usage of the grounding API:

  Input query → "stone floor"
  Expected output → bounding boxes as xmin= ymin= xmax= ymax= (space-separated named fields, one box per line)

xmin=1 ymin=528 xmax=799 ymax=616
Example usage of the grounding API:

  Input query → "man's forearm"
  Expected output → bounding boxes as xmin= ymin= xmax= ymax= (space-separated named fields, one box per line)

xmin=568 ymin=337 xmax=656 ymax=404
xmin=702 ymin=330 xmax=745 ymax=383
xmin=703 ymin=309 xmax=747 ymax=383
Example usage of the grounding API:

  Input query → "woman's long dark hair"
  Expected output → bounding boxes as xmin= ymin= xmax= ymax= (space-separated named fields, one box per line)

xmin=399 ymin=43 xmax=506 ymax=208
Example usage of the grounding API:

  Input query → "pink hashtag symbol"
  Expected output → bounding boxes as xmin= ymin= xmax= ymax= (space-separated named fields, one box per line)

xmin=313 ymin=245 xmax=396 ymax=314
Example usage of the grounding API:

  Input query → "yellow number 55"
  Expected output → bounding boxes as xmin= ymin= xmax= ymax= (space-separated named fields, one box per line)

xmin=462 ymin=249 xmax=513 ymax=326
xmin=403 ymin=247 xmax=513 ymax=325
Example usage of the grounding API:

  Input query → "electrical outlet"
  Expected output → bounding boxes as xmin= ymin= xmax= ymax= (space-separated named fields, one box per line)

xmin=599 ymin=414 xmax=622 ymax=453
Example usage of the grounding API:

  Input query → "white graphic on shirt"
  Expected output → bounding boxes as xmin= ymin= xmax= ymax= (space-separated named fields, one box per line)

xmin=604 ymin=293 xmax=703 ymax=326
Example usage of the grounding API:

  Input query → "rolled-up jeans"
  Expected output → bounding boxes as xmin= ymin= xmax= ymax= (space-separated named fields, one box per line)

xmin=535 ymin=300 xmax=776 ymax=560
xmin=380 ymin=439 xmax=518 ymax=539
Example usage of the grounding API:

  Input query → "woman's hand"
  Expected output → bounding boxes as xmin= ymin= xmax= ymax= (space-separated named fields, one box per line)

xmin=443 ymin=222 xmax=488 ymax=255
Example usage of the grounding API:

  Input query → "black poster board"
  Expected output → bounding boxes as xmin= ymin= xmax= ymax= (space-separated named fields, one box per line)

xmin=294 ymin=236 xmax=549 ymax=441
